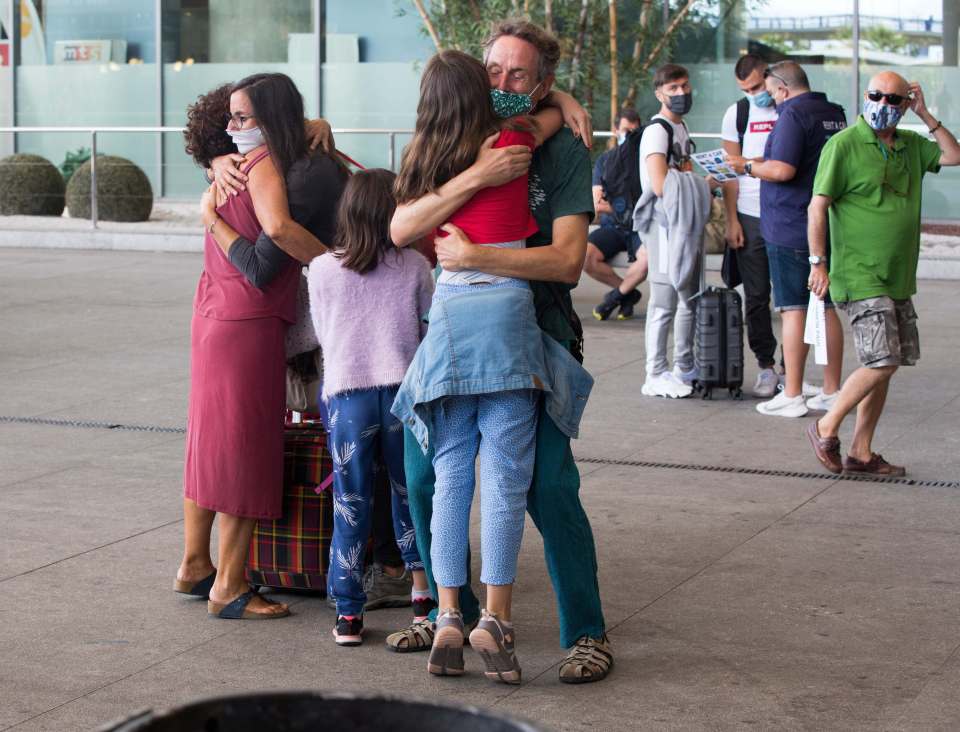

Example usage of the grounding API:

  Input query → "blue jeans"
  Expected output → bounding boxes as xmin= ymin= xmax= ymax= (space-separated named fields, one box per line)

xmin=430 ymin=390 xmax=538 ymax=588
xmin=405 ymin=400 xmax=605 ymax=648
xmin=326 ymin=386 xmax=422 ymax=616
xmin=766 ymin=243 xmax=834 ymax=312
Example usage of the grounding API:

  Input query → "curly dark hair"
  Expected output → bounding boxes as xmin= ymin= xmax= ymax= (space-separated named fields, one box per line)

xmin=183 ymin=83 xmax=235 ymax=169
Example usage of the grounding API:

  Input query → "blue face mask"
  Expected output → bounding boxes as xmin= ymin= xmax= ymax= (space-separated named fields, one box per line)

xmin=749 ymin=90 xmax=774 ymax=108
xmin=490 ymin=82 xmax=542 ymax=119
xmin=863 ymin=99 xmax=903 ymax=130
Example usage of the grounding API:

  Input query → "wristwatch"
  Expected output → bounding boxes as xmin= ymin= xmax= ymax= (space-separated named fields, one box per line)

xmin=808 ymin=255 xmax=825 ymax=265
xmin=744 ymin=161 xmax=753 ymax=177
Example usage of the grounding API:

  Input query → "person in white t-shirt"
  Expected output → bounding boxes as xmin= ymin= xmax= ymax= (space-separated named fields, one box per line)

xmin=637 ymin=64 xmax=705 ymax=399
xmin=720 ymin=54 xmax=780 ymax=398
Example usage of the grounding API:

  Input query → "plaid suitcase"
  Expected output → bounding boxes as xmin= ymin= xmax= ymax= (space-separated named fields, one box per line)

xmin=246 ymin=424 xmax=333 ymax=592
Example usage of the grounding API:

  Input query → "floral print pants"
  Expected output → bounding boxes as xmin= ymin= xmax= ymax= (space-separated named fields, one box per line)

xmin=325 ymin=385 xmax=422 ymax=616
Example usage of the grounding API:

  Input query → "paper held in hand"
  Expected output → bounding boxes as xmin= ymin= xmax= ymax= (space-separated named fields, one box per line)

xmin=691 ymin=149 xmax=739 ymax=182
xmin=803 ymin=292 xmax=828 ymax=365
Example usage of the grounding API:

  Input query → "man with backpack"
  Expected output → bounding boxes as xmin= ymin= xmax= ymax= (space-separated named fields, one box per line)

xmin=726 ymin=61 xmax=846 ymax=419
xmin=634 ymin=63 xmax=713 ymax=399
xmin=589 ymin=107 xmax=647 ymax=320
xmin=720 ymin=54 xmax=780 ymax=398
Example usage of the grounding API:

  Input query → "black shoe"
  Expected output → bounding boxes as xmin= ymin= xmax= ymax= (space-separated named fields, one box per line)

xmin=592 ymin=288 xmax=623 ymax=321
xmin=412 ymin=595 xmax=437 ymax=621
xmin=617 ymin=289 xmax=642 ymax=320
xmin=333 ymin=615 xmax=364 ymax=646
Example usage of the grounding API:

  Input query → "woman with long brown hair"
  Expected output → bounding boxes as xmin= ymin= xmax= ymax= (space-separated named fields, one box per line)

xmin=391 ymin=50 xmax=592 ymax=684
xmin=174 ymin=73 xmax=346 ymax=621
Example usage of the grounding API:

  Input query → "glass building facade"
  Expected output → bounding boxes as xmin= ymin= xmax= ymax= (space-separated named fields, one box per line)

xmin=1 ymin=0 xmax=958 ymax=218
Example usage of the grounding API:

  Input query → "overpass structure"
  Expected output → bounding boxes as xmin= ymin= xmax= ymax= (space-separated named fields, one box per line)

xmin=749 ymin=14 xmax=943 ymax=42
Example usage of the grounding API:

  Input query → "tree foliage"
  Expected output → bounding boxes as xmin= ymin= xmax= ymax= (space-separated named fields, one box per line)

xmin=397 ymin=0 xmax=746 ymax=131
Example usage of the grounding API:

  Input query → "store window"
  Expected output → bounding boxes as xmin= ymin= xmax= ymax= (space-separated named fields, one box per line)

xmin=12 ymin=0 xmax=159 ymax=191
xmin=161 ymin=0 xmax=319 ymax=196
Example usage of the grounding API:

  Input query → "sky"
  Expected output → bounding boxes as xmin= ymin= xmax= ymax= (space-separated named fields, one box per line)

xmin=755 ymin=0 xmax=942 ymax=18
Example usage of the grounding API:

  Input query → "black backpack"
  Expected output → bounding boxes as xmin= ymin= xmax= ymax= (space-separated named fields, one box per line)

xmin=735 ymin=96 xmax=750 ymax=148
xmin=600 ymin=117 xmax=676 ymax=228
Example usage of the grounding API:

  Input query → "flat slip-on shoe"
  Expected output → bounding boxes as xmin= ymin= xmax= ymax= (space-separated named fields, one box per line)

xmin=208 ymin=591 xmax=290 ymax=620
xmin=173 ymin=570 xmax=217 ymax=598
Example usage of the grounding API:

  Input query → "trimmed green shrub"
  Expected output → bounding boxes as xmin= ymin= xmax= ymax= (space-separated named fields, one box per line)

xmin=0 ymin=154 xmax=66 ymax=216
xmin=66 ymin=155 xmax=153 ymax=222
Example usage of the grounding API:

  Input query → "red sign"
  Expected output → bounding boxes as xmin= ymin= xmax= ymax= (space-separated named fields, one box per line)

xmin=750 ymin=121 xmax=776 ymax=134
xmin=0 ymin=42 xmax=9 ymax=67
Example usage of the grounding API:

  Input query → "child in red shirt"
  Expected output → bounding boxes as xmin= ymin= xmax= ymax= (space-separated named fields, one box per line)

xmin=393 ymin=50 xmax=570 ymax=685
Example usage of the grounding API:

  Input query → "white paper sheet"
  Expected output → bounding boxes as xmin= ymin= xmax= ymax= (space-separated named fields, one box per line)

xmin=691 ymin=148 xmax=739 ymax=182
xmin=803 ymin=292 xmax=828 ymax=365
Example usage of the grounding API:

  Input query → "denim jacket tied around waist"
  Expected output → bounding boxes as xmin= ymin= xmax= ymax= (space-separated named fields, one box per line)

xmin=391 ymin=280 xmax=594 ymax=453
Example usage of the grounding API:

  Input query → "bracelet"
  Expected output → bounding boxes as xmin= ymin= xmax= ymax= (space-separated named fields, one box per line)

xmin=207 ymin=217 xmax=219 ymax=234
xmin=928 ymin=120 xmax=943 ymax=135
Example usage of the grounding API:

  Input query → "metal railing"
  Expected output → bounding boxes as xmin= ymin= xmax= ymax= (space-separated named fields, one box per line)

xmin=0 ymin=125 xmax=725 ymax=229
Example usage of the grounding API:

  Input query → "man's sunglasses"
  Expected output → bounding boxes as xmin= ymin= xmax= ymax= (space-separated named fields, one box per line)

xmin=866 ymin=90 xmax=910 ymax=106
xmin=763 ymin=68 xmax=788 ymax=86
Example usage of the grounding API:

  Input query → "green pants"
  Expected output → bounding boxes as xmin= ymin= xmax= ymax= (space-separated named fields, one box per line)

xmin=404 ymin=401 xmax=605 ymax=648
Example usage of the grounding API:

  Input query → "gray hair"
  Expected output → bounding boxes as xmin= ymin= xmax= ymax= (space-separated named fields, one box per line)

xmin=482 ymin=18 xmax=561 ymax=82
xmin=767 ymin=61 xmax=810 ymax=91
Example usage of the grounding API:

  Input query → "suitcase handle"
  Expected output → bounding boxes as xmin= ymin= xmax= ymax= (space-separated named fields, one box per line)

xmin=314 ymin=473 xmax=335 ymax=495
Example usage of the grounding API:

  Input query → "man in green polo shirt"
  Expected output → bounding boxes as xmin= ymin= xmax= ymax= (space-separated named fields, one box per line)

xmin=805 ymin=71 xmax=960 ymax=476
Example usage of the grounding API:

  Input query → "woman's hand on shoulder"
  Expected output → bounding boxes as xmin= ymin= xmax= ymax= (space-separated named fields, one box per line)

xmin=305 ymin=118 xmax=335 ymax=154
xmin=469 ymin=132 xmax=532 ymax=189
xmin=544 ymin=90 xmax=592 ymax=148
xmin=210 ymin=153 xmax=248 ymax=197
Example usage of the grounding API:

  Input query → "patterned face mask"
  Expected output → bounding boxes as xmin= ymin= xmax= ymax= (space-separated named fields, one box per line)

xmin=863 ymin=99 xmax=904 ymax=131
xmin=490 ymin=82 xmax=542 ymax=119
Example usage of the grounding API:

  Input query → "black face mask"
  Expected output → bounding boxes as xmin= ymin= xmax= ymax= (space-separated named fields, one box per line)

xmin=665 ymin=92 xmax=693 ymax=116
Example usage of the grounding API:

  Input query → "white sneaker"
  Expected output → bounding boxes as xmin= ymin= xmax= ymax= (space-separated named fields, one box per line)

xmin=806 ymin=390 xmax=838 ymax=411
xmin=642 ymin=372 xmax=693 ymax=399
xmin=756 ymin=391 xmax=808 ymax=418
xmin=752 ymin=368 xmax=779 ymax=398
xmin=777 ymin=374 xmax=821 ymax=398
xmin=671 ymin=364 xmax=699 ymax=387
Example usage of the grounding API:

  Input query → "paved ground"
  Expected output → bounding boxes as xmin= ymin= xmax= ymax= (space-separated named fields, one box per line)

xmin=1 ymin=248 xmax=959 ymax=731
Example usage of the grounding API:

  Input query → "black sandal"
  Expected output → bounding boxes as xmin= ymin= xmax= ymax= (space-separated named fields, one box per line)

xmin=173 ymin=570 xmax=217 ymax=599
xmin=207 ymin=591 xmax=290 ymax=620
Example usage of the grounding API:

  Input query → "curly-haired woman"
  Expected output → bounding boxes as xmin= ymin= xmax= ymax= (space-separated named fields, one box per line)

xmin=173 ymin=74 xmax=347 ymax=620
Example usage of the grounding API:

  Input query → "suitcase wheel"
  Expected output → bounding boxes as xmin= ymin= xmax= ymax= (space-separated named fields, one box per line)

xmin=701 ymin=387 xmax=713 ymax=400
xmin=730 ymin=387 xmax=743 ymax=400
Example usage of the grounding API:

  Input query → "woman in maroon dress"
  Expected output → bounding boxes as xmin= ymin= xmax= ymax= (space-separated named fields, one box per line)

xmin=174 ymin=74 xmax=344 ymax=620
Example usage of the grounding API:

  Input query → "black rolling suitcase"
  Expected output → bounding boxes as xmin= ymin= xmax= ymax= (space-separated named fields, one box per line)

xmin=693 ymin=245 xmax=744 ymax=400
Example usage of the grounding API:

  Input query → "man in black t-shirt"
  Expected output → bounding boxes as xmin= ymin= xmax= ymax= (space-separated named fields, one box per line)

xmin=586 ymin=108 xmax=647 ymax=320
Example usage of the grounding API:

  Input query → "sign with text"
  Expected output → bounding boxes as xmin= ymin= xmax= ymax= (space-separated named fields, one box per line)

xmin=53 ymin=39 xmax=127 ymax=65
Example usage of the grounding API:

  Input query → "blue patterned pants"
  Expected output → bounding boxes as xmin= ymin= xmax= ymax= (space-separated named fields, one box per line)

xmin=326 ymin=386 xmax=422 ymax=616
xmin=430 ymin=390 xmax=538 ymax=588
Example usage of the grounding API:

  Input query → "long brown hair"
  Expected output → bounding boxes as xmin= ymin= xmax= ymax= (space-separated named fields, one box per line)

xmin=333 ymin=168 xmax=398 ymax=274
xmin=394 ymin=50 xmax=502 ymax=204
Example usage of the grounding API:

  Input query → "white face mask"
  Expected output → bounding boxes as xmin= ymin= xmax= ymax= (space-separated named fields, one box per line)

xmin=227 ymin=125 xmax=265 ymax=154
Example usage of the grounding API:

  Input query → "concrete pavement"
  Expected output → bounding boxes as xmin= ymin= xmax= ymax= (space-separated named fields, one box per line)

xmin=1 ymin=248 xmax=959 ymax=731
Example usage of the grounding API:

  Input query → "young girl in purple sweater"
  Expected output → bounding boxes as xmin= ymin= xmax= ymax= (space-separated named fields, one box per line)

xmin=307 ymin=169 xmax=435 ymax=645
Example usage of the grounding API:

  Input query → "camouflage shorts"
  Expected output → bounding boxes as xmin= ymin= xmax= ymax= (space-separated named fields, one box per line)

xmin=838 ymin=296 xmax=919 ymax=368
